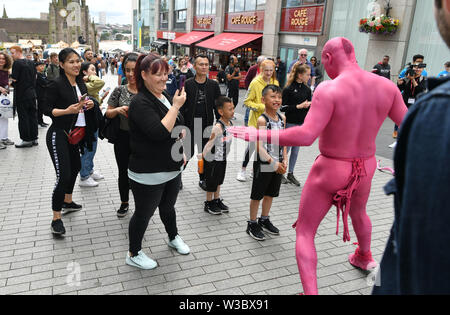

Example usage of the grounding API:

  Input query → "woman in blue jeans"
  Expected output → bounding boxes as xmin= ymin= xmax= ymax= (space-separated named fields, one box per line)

xmin=280 ymin=63 xmax=312 ymax=186
xmin=79 ymin=62 xmax=105 ymax=187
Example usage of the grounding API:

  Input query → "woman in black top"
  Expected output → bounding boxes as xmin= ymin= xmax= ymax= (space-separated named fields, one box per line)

xmin=106 ymin=52 xmax=138 ymax=217
xmin=125 ymin=53 xmax=189 ymax=270
xmin=280 ymin=63 xmax=312 ymax=186
xmin=43 ymin=48 xmax=98 ymax=236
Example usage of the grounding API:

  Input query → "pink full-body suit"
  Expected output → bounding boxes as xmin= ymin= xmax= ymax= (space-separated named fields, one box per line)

xmin=229 ymin=38 xmax=408 ymax=295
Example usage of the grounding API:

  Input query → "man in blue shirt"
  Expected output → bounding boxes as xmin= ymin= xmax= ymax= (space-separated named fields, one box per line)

xmin=438 ymin=61 xmax=450 ymax=77
xmin=288 ymin=49 xmax=315 ymax=87
xmin=373 ymin=0 xmax=450 ymax=295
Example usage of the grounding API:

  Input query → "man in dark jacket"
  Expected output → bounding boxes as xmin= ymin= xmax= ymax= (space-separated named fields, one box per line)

xmin=373 ymin=0 xmax=450 ymax=295
xmin=182 ymin=55 xmax=222 ymax=191
xmin=10 ymin=45 xmax=38 ymax=148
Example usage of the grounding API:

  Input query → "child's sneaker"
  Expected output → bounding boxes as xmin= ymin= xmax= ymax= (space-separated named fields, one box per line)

xmin=215 ymin=199 xmax=229 ymax=213
xmin=258 ymin=217 xmax=280 ymax=235
xmin=204 ymin=201 xmax=222 ymax=215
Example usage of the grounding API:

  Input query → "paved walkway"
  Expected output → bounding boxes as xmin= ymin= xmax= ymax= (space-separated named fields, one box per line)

xmin=0 ymin=74 xmax=396 ymax=295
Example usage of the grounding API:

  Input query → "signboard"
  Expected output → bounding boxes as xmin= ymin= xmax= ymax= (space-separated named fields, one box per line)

xmin=193 ymin=15 xmax=215 ymax=31
xmin=157 ymin=31 xmax=185 ymax=40
xmin=280 ymin=5 xmax=326 ymax=34
xmin=224 ymin=11 xmax=265 ymax=33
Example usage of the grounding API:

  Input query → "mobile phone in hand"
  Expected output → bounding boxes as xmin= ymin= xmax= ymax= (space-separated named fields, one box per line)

xmin=179 ymin=75 xmax=186 ymax=91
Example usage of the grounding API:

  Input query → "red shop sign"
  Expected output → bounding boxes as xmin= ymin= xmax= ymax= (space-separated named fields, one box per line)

xmin=157 ymin=30 xmax=185 ymax=40
xmin=280 ymin=5 xmax=325 ymax=34
xmin=193 ymin=15 xmax=215 ymax=31
xmin=224 ymin=11 xmax=265 ymax=33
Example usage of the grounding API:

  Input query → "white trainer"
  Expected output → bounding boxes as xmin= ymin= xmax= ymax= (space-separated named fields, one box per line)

xmin=388 ymin=141 xmax=397 ymax=149
xmin=126 ymin=251 xmax=158 ymax=270
xmin=79 ymin=176 xmax=99 ymax=187
xmin=236 ymin=170 xmax=247 ymax=182
xmin=168 ymin=235 xmax=190 ymax=255
xmin=91 ymin=170 xmax=104 ymax=181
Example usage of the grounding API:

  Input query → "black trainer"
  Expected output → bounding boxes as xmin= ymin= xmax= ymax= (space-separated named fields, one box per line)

xmin=247 ymin=221 xmax=266 ymax=241
xmin=258 ymin=217 xmax=280 ymax=235
xmin=204 ymin=201 xmax=222 ymax=215
xmin=287 ymin=173 xmax=301 ymax=187
xmin=117 ymin=203 xmax=129 ymax=218
xmin=61 ymin=202 xmax=82 ymax=215
xmin=215 ymin=199 xmax=229 ymax=213
xmin=51 ymin=219 xmax=66 ymax=235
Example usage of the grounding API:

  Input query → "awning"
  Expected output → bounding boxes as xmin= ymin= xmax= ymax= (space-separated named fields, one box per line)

xmin=151 ymin=40 xmax=167 ymax=49
xmin=196 ymin=33 xmax=263 ymax=52
xmin=171 ymin=31 xmax=214 ymax=46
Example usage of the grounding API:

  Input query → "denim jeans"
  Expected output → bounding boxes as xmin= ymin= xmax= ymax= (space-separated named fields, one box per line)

xmin=244 ymin=107 xmax=251 ymax=127
xmin=286 ymin=123 xmax=301 ymax=174
xmin=80 ymin=131 xmax=98 ymax=180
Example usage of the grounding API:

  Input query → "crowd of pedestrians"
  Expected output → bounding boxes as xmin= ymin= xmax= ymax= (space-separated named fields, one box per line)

xmin=0 ymin=0 xmax=449 ymax=293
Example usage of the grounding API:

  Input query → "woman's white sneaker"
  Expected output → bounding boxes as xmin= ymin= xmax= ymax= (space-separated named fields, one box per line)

xmin=168 ymin=235 xmax=190 ymax=255
xmin=126 ymin=251 xmax=158 ymax=270
xmin=236 ymin=170 xmax=247 ymax=182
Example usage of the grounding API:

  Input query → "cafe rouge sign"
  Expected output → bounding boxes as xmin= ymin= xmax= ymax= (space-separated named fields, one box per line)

xmin=193 ymin=15 xmax=215 ymax=31
xmin=280 ymin=5 xmax=325 ymax=34
xmin=224 ymin=11 xmax=265 ymax=32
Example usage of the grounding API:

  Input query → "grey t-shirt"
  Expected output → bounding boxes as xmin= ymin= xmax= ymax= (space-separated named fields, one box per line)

xmin=107 ymin=85 xmax=136 ymax=131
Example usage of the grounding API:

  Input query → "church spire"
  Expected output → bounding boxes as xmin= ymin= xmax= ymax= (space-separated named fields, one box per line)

xmin=2 ymin=5 xmax=8 ymax=19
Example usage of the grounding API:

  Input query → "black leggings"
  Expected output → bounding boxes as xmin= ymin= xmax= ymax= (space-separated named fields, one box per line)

xmin=129 ymin=175 xmax=181 ymax=255
xmin=114 ymin=130 xmax=130 ymax=203
xmin=46 ymin=127 xmax=81 ymax=212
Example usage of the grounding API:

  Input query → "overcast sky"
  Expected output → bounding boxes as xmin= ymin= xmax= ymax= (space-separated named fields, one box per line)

xmin=4 ymin=0 xmax=132 ymax=25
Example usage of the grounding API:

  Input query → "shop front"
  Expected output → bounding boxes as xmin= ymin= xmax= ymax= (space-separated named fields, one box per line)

xmin=278 ymin=1 xmax=327 ymax=77
xmin=195 ymin=9 xmax=265 ymax=88
xmin=156 ymin=30 xmax=186 ymax=56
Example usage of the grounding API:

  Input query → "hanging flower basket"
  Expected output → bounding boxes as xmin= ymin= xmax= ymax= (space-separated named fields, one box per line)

xmin=359 ymin=15 xmax=399 ymax=36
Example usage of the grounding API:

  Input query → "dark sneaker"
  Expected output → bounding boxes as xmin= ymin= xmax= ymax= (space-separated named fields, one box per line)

xmin=51 ymin=219 xmax=66 ymax=235
xmin=199 ymin=180 xmax=207 ymax=191
xmin=204 ymin=201 xmax=222 ymax=215
xmin=247 ymin=221 xmax=266 ymax=241
xmin=61 ymin=202 xmax=82 ymax=215
xmin=32 ymin=140 xmax=39 ymax=146
xmin=281 ymin=175 xmax=289 ymax=184
xmin=117 ymin=203 xmax=129 ymax=218
xmin=258 ymin=217 xmax=280 ymax=236
xmin=215 ymin=199 xmax=229 ymax=213
xmin=1 ymin=138 xmax=14 ymax=146
xmin=287 ymin=173 xmax=301 ymax=187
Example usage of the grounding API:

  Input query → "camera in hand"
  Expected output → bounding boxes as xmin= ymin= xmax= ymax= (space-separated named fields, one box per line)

xmin=405 ymin=63 xmax=427 ymax=77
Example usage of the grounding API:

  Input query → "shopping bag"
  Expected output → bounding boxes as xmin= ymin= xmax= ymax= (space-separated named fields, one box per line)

xmin=0 ymin=94 xmax=13 ymax=119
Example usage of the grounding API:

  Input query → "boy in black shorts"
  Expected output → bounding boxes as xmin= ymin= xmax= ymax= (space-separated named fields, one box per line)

xmin=247 ymin=85 xmax=287 ymax=241
xmin=202 ymin=96 xmax=235 ymax=215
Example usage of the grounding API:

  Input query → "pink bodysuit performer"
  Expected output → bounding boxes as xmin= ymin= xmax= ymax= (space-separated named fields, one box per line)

xmin=229 ymin=37 xmax=408 ymax=295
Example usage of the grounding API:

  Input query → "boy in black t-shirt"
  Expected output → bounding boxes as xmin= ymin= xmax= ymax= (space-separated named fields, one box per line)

xmin=202 ymin=97 xmax=235 ymax=215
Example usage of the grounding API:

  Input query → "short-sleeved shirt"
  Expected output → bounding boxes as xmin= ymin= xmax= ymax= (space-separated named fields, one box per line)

xmin=225 ymin=65 xmax=240 ymax=91
xmin=11 ymin=59 xmax=36 ymax=101
xmin=117 ymin=62 xmax=124 ymax=76
xmin=438 ymin=71 xmax=449 ymax=77
xmin=373 ymin=63 xmax=391 ymax=79
xmin=108 ymin=85 xmax=136 ymax=131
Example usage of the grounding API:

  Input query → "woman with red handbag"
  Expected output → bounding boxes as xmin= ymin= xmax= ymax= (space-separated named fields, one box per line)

xmin=43 ymin=48 xmax=97 ymax=236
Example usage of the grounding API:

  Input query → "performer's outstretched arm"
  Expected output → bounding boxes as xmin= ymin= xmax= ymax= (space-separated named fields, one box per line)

xmin=229 ymin=83 xmax=334 ymax=147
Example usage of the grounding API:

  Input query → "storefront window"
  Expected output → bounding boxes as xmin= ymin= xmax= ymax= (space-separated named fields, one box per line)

xmin=282 ymin=0 xmax=325 ymax=7
xmin=196 ymin=0 xmax=216 ymax=15
xmin=228 ymin=0 xmax=266 ymax=12
xmin=160 ymin=0 xmax=169 ymax=29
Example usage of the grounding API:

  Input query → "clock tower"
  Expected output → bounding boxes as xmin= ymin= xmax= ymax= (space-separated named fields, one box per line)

xmin=48 ymin=0 xmax=97 ymax=50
